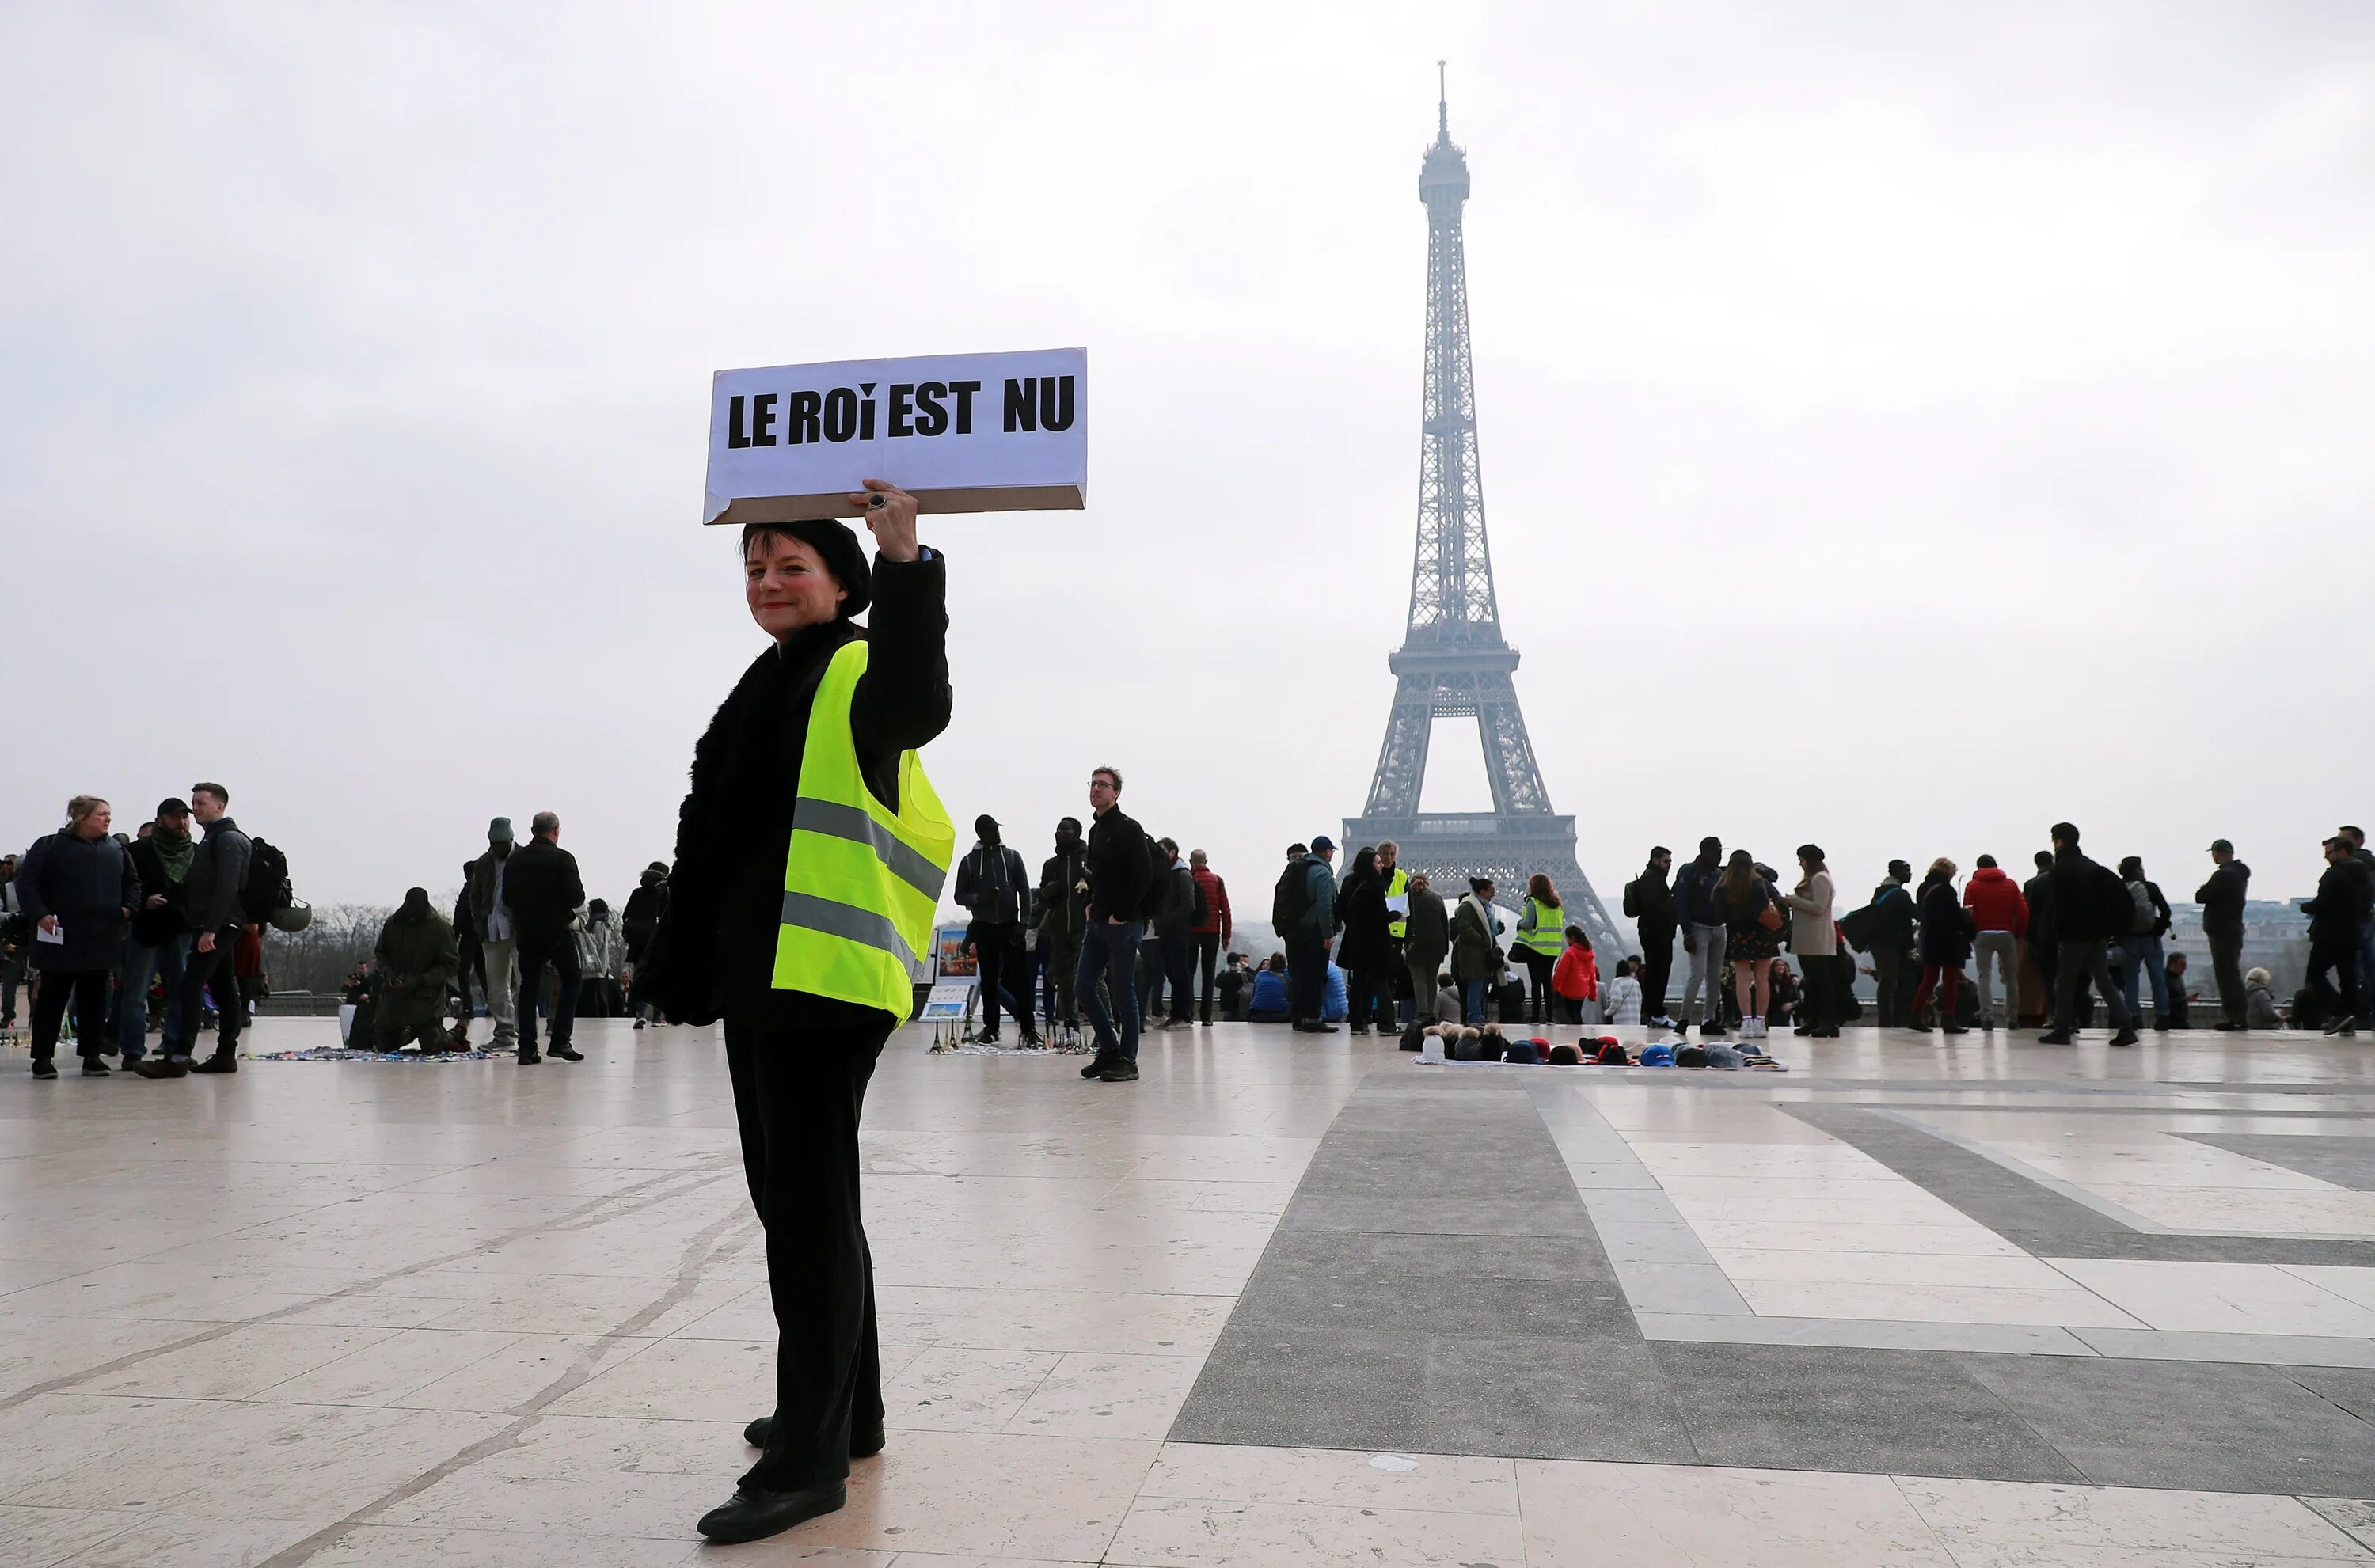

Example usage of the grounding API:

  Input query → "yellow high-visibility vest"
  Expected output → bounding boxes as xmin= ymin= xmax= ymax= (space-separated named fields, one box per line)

xmin=1518 ymin=895 xmax=1567 ymax=957
xmin=1384 ymin=867 xmax=1410 ymax=940
xmin=772 ymin=641 xmax=955 ymax=1016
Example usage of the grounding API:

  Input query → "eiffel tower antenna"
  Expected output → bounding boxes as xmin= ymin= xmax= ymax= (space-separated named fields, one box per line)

xmin=1343 ymin=67 xmax=1625 ymax=959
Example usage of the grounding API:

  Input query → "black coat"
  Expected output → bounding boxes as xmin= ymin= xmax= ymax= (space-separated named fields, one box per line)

xmin=2024 ymin=871 xmax=2057 ymax=947
xmin=1868 ymin=881 xmax=1918 ymax=953
xmin=1917 ymin=876 xmax=1971 ymax=967
xmin=2308 ymin=859 xmax=2375 ymax=942
xmin=501 ymin=837 xmax=585 ymax=943
xmin=127 ymin=835 xmax=192 ymax=946
xmin=649 ymin=552 xmax=950 ymax=1031
xmin=1404 ymin=886 xmax=1450 ymax=971
xmin=954 ymin=842 xmax=1031 ymax=928
xmin=1335 ymin=868 xmax=1393 ymax=971
xmin=2049 ymin=846 xmax=2120 ymax=943
xmin=1625 ymin=864 xmax=1678 ymax=936
xmin=15 ymin=830 xmax=138 ymax=973
xmin=1038 ymin=843 xmax=1091 ymax=937
xmin=2194 ymin=860 xmax=2250 ymax=936
xmin=1085 ymin=805 xmax=1150 ymax=924
xmin=621 ymin=879 xmax=666 ymax=961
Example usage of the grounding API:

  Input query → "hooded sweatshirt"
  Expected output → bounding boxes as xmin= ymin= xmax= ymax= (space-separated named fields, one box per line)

xmin=1963 ymin=867 xmax=2029 ymax=936
xmin=375 ymin=888 xmax=459 ymax=989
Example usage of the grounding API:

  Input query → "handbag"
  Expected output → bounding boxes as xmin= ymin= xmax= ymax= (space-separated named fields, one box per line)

xmin=1755 ymin=891 xmax=1784 ymax=932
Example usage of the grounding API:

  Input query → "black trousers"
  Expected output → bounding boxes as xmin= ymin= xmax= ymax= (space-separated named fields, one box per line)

xmin=514 ymin=931 xmax=581 ymax=1053
xmin=2054 ymin=940 xmax=2133 ymax=1032
xmin=1637 ymin=926 xmax=1674 ymax=1020
xmin=1194 ymin=931 xmax=1222 ymax=1022
xmin=973 ymin=925 xmax=1032 ymax=1034
xmin=1872 ymin=946 xmax=1913 ymax=1027
xmin=724 ymin=1016 xmax=887 ymax=1494
xmin=1794 ymin=954 xmax=1841 ymax=1033
xmin=2308 ymin=937 xmax=2361 ymax=1027
xmin=1347 ymin=962 xmax=1396 ymax=1031
xmin=1157 ymin=928 xmax=1192 ymax=1023
xmin=28 ymin=968 xmax=108 ymax=1062
xmin=1285 ymin=933 xmax=1327 ymax=1023
xmin=173 ymin=928 xmax=243 ymax=1059
xmin=2207 ymin=928 xmax=2248 ymax=1027
xmin=1518 ymin=950 xmax=1556 ymax=1021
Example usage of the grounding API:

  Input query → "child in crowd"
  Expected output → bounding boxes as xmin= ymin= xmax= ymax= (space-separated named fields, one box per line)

xmin=1604 ymin=959 xmax=1643 ymax=1024
xmin=1550 ymin=927 xmax=1599 ymax=1024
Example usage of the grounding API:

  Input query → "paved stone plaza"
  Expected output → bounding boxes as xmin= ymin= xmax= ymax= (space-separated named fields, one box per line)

xmin=12 ymin=1017 xmax=2375 ymax=1565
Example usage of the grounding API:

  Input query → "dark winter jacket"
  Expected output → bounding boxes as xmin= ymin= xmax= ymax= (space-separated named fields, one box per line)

xmin=1292 ymin=856 xmax=1339 ymax=941
xmin=2195 ymin=860 xmax=2251 ymax=938
xmin=1451 ymin=893 xmax=1499 ymax=981
xmin=1038 ymin=841 xmax=1091 ymax=937
xmin=500 ymin=837 xmax=586 ymax=944
xmin=954 ymin=841 xmax=1032 ymax=928
xmin=1625 ymin=863 xmax=1678 ymax=936
xmin=1335 ymin=866 xmax=1393 ymax=971
xmin=2307 ymin=859 xmax=2375 ymax=943
xmin=649 ymin=550 xmax=952 ymax=1031
xmin=2024 ymin=870 xmax=2058 ymax=947
xmin=466 ymin=845 xmax=514 ymax=942
xmin=1150 ymin=857 xmax=1197 ymax=939
xmin=14 ymin=829 xmax=138 ymax=972
xmin=621 ymin=876 xmax=667 ymax=962
xmin=1403 ymin=884 xmax=1450 ymax=972
xmin=1962 ymin=867 xmax=2027 ymax=936
xmin=182 ymin=816 xmax=253 ymax=936
xmin=374 ymin=890 xmax=459 ymax=991
xmin=127 ymin=834 xmax=192 ymax=946
xmin=2049 ymin=845 xmax=2121 ymax=943
xmin=1866 ymin=879 xmax=1918 ymax=954
xmin=1674 ymin=857 xmax=1725 ymax=928
xmin=1917 ymin=875 xmax=1972 ymax=967
xmin=1085 ymin=803 xmax=1150 ymax=925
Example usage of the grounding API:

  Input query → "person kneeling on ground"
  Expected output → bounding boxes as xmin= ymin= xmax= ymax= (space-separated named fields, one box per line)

xmin=374 ymin=889 xmax=459 ymax=1054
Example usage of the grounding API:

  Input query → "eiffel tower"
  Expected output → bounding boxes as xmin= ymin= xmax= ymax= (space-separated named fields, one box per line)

xmin=1343 ymin=66 xmax=1625 ymax=961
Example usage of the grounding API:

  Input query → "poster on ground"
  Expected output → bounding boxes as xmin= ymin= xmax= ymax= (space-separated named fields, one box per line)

xmin=704 ymin=347 xmax=1085 ymax=524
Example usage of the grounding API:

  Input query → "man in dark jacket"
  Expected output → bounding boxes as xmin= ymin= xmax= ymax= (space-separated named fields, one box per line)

xmin=375 ymin=888 xmax=461 ymax=1053
xmin=2306 ymin=837 xmax=2373 ymax=1037
xmin=118 ymin=796 xmax=196 ymax=1066
xmin=1078 ymin=766 xmax=1151 ymax=1081
xmin=1402 ymin=871 xmax=1450 ymax=1021
xmin=2022 ymin=849 xmax=2059 ymax=1014
xmin=1282 ymin=837 xmax=1340 ymax=1032
xmin=1144 ymin=837 xmax=1197 ymax=1032
xmin=16 ymin=797 xmax=139 ymax=1077
xmin=466 ymin=818 xmax=524 ymax=1054
xmin=502 ymin=811 xmax=586 ymax=1064
xmin=449 ymin=863 xmax=485 ymax=1042
xmin=2346 ymin=826 xmax=2375 ymax=1027
xmin=2039 ymin=822 xmax=2139 ymax=1046
xmin=1673 ymin=838 xmax=1727 ymax=1031
xmin=2197 ymin=839 xmax=2252 ymax=1031
xmin=1037 ymin=818 xmax=1090 ymax=1029
xmin=1624 ymin=847 xmax=1678 ymax=1027
xmin=953 ymin=814 xmax=1038 ymax=1046
xmin=1864 ymin=860 xmax=1919 ymax=1028
xmin=137 ymin=782 xmax=253 ymax=1076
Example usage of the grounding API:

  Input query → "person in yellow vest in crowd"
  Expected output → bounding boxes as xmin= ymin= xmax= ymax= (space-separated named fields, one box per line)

xmin=1376 ymin=839 xmax=1410 ymax=1023
xmin=641 ymin=480 xmax=952 ymax=1545
xmin=1514 ymin=873 xmax=1568 ymax=1025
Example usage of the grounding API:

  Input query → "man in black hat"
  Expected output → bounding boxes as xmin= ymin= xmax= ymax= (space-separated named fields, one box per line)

xmin=953 ymin=814 xmax=1039 ymax=1045
xmin=2196 ymin=839 xmax=2252 ymax=1031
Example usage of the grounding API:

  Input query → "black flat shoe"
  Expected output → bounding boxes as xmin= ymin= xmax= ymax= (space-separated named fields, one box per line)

xmin=82 ymin=1058 xmax=111 ymax=1076
xmin=546 ymin=1045 xmax=583 ymax=1061
xmin=696 ymin=1481 xmax=846 ymax=1543
xmin=31 ymin=1060 xmax=57 ymax=1080
xmin=517 ymin=1051 xmax=542 ymax=1065
xmin=744 ymin=1414 xmax=771 ymax=1447
xmin=1080 ymin=1051 xmax=1112 ymax=1080
xmin=131 ymin=1057 xmax=189 ymax=1078
xmin=190 ymin=1053 xmax=238 ymax=1073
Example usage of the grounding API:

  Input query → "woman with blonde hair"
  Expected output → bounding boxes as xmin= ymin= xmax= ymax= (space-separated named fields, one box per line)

xmin=1910 ymin=856 xmax=1972 ymax=1035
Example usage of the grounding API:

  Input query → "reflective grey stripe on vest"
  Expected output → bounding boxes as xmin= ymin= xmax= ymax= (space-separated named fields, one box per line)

xmin=779 ymin=890 xmax=921 ymax=972
xmin=792 ymin=795 xmax=948 ymax=902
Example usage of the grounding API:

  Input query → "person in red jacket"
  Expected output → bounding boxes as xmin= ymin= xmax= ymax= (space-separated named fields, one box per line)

xmin=1188 ymin=849 xmax=1233 ymax=1026
xmin=1551 ymin=926 xmax=1600 ymax=1025
xmin=1962 ymin=854 xmax=2029 ymax=1030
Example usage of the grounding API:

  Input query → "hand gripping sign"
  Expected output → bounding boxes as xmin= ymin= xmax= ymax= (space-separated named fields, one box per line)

xmin=704 ymin=347 xmax=1085 ymax=524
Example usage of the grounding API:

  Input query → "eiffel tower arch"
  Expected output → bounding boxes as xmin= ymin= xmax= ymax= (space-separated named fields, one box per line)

xmin=1343 ymin=66 xmax=1626 ymax=961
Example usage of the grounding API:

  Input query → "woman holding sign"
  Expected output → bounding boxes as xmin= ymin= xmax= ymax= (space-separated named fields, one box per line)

xmin=644 ymin=480 xmax=952 ymax=1543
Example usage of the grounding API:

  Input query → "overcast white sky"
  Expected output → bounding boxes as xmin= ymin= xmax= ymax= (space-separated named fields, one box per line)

xmin=6 ymin=2 xmax=2371 ymax=924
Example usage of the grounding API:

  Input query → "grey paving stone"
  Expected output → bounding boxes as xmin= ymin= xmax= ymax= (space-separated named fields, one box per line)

xmin=1168 ymin=1324 xmax=1434 ymax=1452
xmin=1229 ymin=1229 xmax=1626 ymax=1334
xmin=2077 ymin=1329 xmax=2375 ymax=1367
xmin=1640 ymin=1313 xmax=2094 ymax=1356
xmin=2185 ymin=1133 xmax=2375 ymax=1190
xmin=1612 ymin=1262 xmax=1750 ymax=1316
xmin=1279 ymin=1188 xmax=1599 ymax=1239
xmin=1591 ymin=1221 xmax=1721 ymax=1267
xmin=2278 ymin=1364 xmax=2375 ymax=1422
xmin=1651 ymin=1341 xmax=2087 ymax=1483
xmin=1960 ymin=1353 xmax=2375 ymax=1494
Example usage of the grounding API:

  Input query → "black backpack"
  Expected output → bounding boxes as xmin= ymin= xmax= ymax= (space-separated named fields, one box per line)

xmin=1272 ymin=860 xmax=1314 ymax=932
xmin=1136 ymin=834 xmax=1171 ymax=921
xmin=1622 ymin=876 xmax=1640 ymax=918
xmin=1190 ymin=873 xmax=1210 ymax=928
xmin=241 ymin=837 xmax=293 ymax=921
xmin=2094 ymin=864 xmax=2132 ymax=936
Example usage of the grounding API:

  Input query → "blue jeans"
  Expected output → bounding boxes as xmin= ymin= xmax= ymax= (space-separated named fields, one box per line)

xmin=1461 ymin=977 xmax=1487 ymax=1025
xmin=2116 ymin=934 xmax=2168 ymax=1019
xmin=1077 ymin=919 xmax=1142 ymax=1059
xmin=116 ymin=931 xmax=191 ymax=1061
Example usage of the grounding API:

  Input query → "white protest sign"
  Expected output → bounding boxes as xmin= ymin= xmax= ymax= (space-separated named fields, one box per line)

xmin=703 ymin=347 xmax=1085 ymax=525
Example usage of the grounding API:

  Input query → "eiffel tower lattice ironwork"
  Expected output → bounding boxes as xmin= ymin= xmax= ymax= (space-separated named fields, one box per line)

xmin=1343 ymin=66 xmax=1625 ymax=962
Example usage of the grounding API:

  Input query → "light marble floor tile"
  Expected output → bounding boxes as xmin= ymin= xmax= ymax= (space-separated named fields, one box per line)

xmin=299 ymin=1524 xmax=716 ymax=1566
xmin=1515 ymin=1458 xmax=1954 ymax=1566
xmin=880 ymin=1346 xmax=1062 ymax=1432
xmin=1898 ymin=1476 xmax=2370 ymax=1559
xmin=392 ymin=1331 xmax=664 ymax=1413
xmin=1103 ymin=1494 xmax=1526 ymax=1566
xmin=1002 ymin=1352 xmax=1204 ymax=1439
xmin=40 ymin=1509 xmax=329 ymax=1568
xmin=1141 ymin=1442 xmax=1518 ymax=1514
xmin=253 ymin=1326 xmax=529 ymax=1406
xmin=0 ymin=1503 xmax=139 ymax=1567
xmin=2284 ymin=1266 xmax=2375 ymax=1313
xmin=872 ymin=1285 xmax=1238 ymax=1354
xmin=71 ymin=1322 xmax=402 ymax=1400
xmin=787 ymin=1429 xmax=1161 ymax=1559
xmin=545 ymin=1335 xmax=781 ymax=1422
xmin=2046 ymin=1259 xmax=2375 ymax=1337
xmin=2306 ymin=1499 xmax=2375 ymax=1555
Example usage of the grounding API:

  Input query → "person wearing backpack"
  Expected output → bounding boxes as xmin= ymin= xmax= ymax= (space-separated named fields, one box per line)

xmin=1624 ymin=847 xmax=1678 ymax=1028
xmin=2112 ymin=856 xmax=2174 ymax=1030
xmin=1145 ymin=837 xmax=1197 ymax=1032
xmin=1077 ymin=765 xmax=1152 ymax=1081
xmin=953 ymin=815 xmax=1039 ymax=1046
xmin=2039 ymin=822 xmax=2139 ymax=1046
xmin=1277 ymin=837 xmax=1339 ymax=1033
xmin=135 ymin=782 xmax=253 ymax=1076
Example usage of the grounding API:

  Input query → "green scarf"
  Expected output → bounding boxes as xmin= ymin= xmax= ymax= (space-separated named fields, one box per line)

xmin=150 ymin=823 xmax=196 ymax=885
